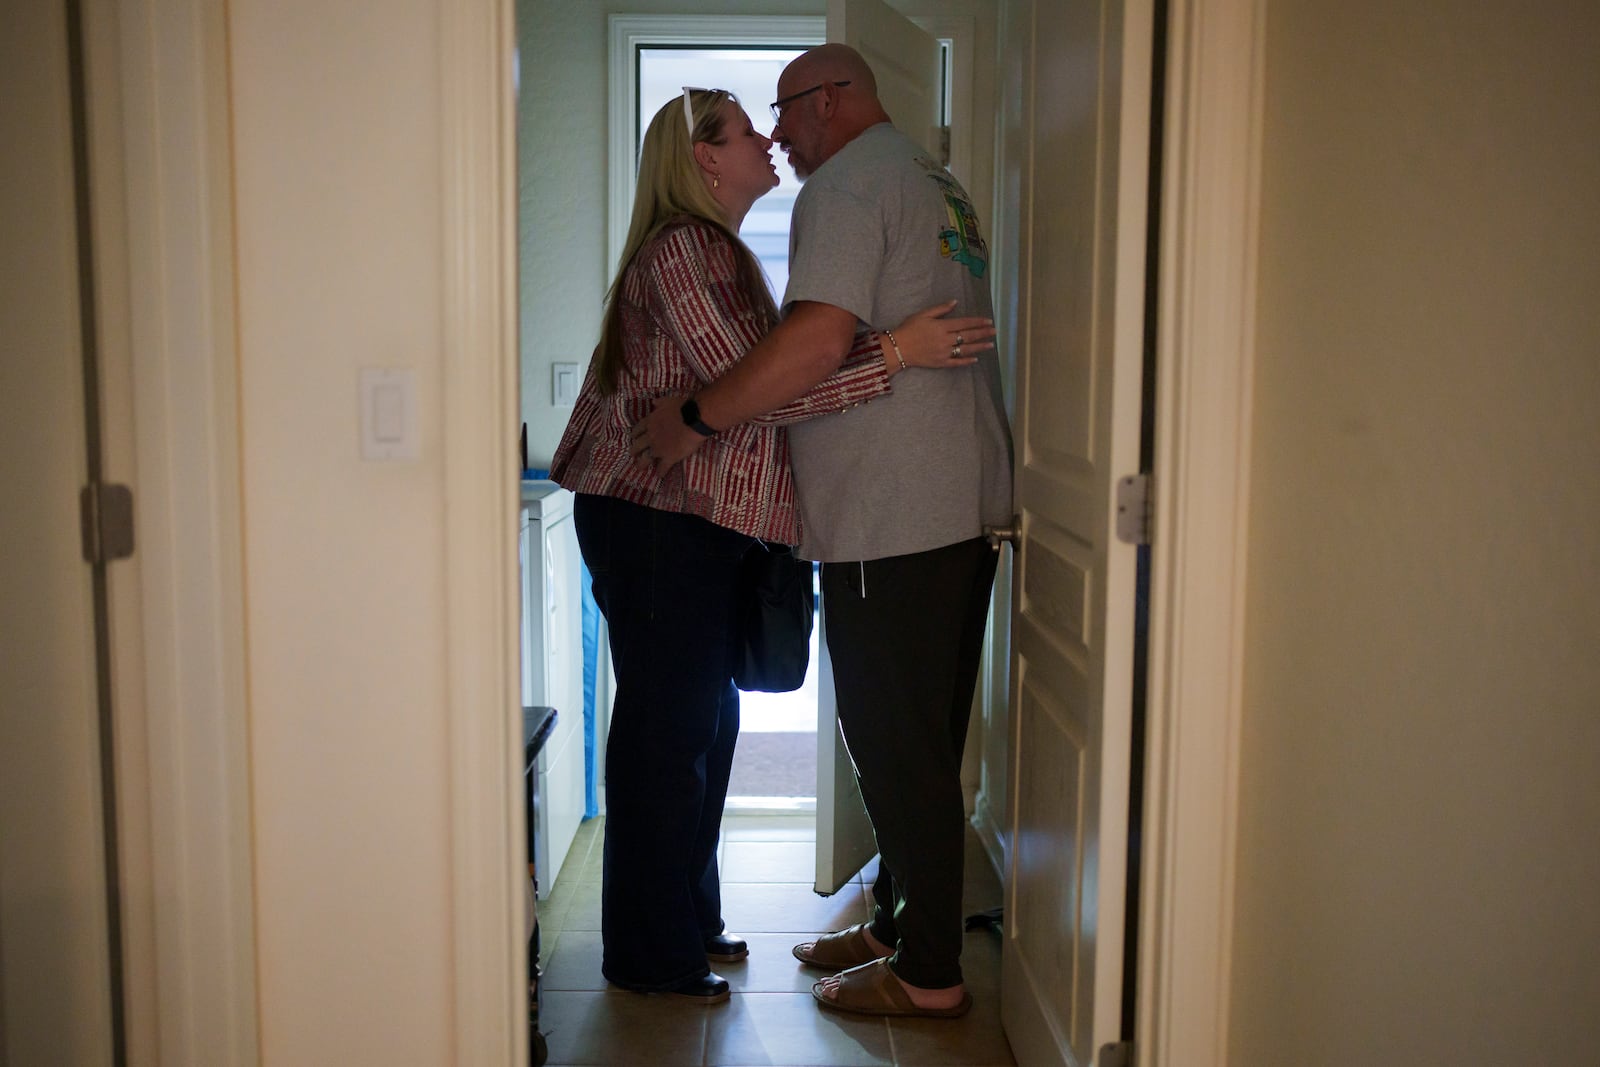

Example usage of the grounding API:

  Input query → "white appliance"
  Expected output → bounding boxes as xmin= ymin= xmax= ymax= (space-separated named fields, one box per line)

xmin=520 ymin=480 xmax=585 ymax=898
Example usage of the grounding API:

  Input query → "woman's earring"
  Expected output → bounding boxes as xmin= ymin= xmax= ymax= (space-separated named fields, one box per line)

xmin=713 ymin=173 xmax=720 ymax=190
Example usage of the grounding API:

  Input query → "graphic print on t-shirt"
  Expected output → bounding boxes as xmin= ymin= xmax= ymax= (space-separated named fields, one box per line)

xmin=924 ymin=165 xmax=989 ymax=279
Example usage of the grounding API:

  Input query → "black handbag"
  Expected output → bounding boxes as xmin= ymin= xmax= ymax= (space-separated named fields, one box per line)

xmin=733 ymin=541 xmax=814 ymax=693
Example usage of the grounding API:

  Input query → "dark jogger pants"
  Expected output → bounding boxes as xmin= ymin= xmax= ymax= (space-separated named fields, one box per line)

xmin=821 ymin=537 xmax=998 ymax=990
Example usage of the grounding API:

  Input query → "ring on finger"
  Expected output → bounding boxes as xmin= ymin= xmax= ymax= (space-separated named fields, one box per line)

xmin=956 ymin=333 xmax=964 ymax=346
xmin=953 ymin=343 xmax=963 ymax=359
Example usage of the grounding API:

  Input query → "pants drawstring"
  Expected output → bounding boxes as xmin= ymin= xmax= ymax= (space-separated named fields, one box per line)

xmin=859 ymin=560 xmax=867 ymax=599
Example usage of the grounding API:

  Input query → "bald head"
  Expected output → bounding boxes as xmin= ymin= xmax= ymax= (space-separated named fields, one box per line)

xmin=787 ymin=43 xmax=878 ymax=98
xmin=772 ymin=44 xmax=891 ymax=175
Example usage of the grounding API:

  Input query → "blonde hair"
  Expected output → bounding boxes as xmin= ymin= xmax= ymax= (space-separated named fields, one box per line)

xmin=591 ymin=89 xmax=777 ymax=394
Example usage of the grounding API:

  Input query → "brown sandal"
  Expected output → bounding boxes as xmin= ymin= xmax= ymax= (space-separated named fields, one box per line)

xmin=811 ymin=958 xmax=972 ymax=1019
xmin=791 ymin=923 xmax=890 ymax=970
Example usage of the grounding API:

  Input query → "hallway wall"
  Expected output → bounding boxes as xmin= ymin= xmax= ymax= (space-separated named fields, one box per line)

xmin=1230 ymin=3 xmax=1600 ymax=1062
xmin=229 ymin=1 xmax=456 ymax=1060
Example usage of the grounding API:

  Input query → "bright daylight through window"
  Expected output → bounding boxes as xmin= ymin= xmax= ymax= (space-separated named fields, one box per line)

xmin=637 ymin=46 xmax=817 ymax=800
xmin=638 ymin=48 xmax=804 ymax=298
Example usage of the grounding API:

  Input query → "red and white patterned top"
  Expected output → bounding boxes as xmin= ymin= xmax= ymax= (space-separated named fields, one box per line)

xmin=550 ymin=217 xmax=890 ymax=545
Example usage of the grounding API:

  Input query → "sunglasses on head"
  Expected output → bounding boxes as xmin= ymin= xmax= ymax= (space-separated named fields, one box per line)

xmin=680 ymin=86 xmax=729 ymax=138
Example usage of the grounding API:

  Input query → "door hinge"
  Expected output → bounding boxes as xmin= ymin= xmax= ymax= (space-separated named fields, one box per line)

xmin=1098 ymin=1039 xmax=1136 ymax=1067
xmin=939 ymin=124 xmax=951 ymax=167
xmin=1115 ymin=473 xmax=1152 ymax=545
xmin=80 ymin=482 xmax=135 ymax=564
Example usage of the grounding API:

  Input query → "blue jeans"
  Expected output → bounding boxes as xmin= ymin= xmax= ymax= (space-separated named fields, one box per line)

xmin=573 ymin=493 xmax=753 ymax=990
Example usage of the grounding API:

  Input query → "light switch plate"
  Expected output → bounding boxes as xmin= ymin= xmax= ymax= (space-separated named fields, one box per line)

xmin=360 ymin=367 xmax=419 ymax=460
xmin=552 ymin=362 xmax=580 ymax=407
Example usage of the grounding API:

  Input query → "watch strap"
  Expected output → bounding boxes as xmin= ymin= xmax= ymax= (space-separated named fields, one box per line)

xmin=681 ymin=397 xmax=717 ymax=437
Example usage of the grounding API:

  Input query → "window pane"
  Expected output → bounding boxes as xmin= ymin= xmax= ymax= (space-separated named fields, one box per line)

xmin=637 ymin=47 xmax=804 ymax=299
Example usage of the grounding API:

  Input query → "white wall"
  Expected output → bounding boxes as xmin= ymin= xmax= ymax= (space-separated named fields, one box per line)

xmin=1230 ymin=3 xmax=1600 ymax=1063
xmin=230 ymin=2 xmax=456 ymax=1060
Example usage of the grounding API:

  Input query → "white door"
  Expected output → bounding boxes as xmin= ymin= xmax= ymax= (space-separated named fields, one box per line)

xmin=827 ymin=0 xmax=942 ymax=155
xmin=811 ymin=0 xmax=946 ymax=896
xmin=1000 ymin=1 xmax=1153 ymax=1064
xmin=0 ymin=1 xmax=118 ymax=1062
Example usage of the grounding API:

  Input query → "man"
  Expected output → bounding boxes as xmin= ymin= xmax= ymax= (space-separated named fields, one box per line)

xmin=631 ymin=44 xmax=1013 ymax=1019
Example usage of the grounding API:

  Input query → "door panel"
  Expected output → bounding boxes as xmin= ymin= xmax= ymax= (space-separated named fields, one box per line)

xmin=1000 ymin=0 xmax=1152 ymax=1064
xmin=812 ymin=0 xmax=946 ymax=896
xmin=826 ymin=0 xmax=942 ymax=156
xmin=0 ymin=1 xmax=116 ymax=1062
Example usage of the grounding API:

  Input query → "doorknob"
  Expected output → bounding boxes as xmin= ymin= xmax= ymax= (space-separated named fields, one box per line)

xmin=982 ymin=517 xmax=1021 ymax=553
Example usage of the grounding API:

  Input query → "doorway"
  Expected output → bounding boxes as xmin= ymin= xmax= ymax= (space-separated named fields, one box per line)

xmin=726 ymin=571 xmax=821 ymax=807
xmin=529 ymin=14 xmax=967 ymax=826
xmin=630 ymin=42 xmax=822 ymax=809
xmin=64 ymin=0 xmax=1266 ymax=1060
xmin=75 ymin=0 xmax=1267 ymax=1058
xmin=512 ymin=6 xmax=1157 ymax=1066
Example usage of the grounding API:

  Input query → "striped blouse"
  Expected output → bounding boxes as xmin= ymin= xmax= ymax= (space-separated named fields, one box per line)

xmin=550 ymin=216 xmax=890 ymax=545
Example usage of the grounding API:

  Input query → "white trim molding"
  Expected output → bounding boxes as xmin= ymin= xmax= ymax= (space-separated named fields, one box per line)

xmin=441 ymin=0 xmax=525 ymax=1062
xmin=1137 ymin=0 xmax=1264 ymax=1065
xmin=111 ymin=0 xmax=260 ymax=1061
xmin=908 ymin=15 xmax=977 ymax=187
xmin=606 ymin=15 xmax=825 ymax=279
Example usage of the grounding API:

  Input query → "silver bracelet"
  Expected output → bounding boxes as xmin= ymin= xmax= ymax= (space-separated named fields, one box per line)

xmin=882 ymin=330 xmax=908 ymax=372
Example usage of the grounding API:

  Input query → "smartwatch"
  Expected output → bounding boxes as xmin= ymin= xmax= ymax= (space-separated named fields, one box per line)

xmin=680 ymin=397 xmax=718 ymax=437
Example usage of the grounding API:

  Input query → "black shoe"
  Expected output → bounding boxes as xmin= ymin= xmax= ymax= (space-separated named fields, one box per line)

xmin=703 ymin=932 xmax=749 ymax=962
xmin=664 ymin=972 xmax=731 ymax=1003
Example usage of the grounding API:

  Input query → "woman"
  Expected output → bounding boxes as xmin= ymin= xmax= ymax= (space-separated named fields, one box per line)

xmin=549 ymin=88 xmax=989 ymax=1003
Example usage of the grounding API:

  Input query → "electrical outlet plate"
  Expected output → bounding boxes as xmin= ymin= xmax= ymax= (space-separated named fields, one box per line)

xmin=552 ymin=363 xmax=580 ymax=407
xmin=360 ymin=367 xmax=419 ymax=460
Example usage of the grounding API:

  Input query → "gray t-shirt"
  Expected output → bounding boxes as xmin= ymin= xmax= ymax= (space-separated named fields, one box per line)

xmin=783 ymin=123 xmax=1014 ymax=562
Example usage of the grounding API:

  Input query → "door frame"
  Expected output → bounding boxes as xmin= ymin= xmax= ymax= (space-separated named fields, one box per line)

xmin=441 ymin=0 xmax=528 ymax=1059
xmin=119 ymin=0 xmax=1264 ymax=1063
xmin=89 ymin=0 xmax=260 ymax=1061
xmin=1135 ymin=0 xmax=1262 ymax=1063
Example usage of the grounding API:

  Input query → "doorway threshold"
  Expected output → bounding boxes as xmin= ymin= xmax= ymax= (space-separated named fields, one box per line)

xmin=725 ymin=796 xmax=816 ymax=816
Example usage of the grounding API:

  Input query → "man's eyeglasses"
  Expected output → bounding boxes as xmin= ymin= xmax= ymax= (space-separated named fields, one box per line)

xmin=681 ymin=86 xmax=728 ymax=139
xmin=768 ymin=81 xmax=851 ymax=126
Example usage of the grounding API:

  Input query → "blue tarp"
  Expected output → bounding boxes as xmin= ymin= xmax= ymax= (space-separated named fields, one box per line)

xmin=579 ymin=559 xmax=600 ymax=818
xmin=528 ymin=469 xmax=600 ymax=819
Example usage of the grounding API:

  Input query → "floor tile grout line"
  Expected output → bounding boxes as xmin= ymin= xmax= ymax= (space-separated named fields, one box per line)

xmin=537 ymin=814 xmax=1015 ymax=1066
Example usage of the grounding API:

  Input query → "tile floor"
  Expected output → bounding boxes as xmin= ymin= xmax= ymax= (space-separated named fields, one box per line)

xmin=534 ymin=813 xmax=1017 ymax=1067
